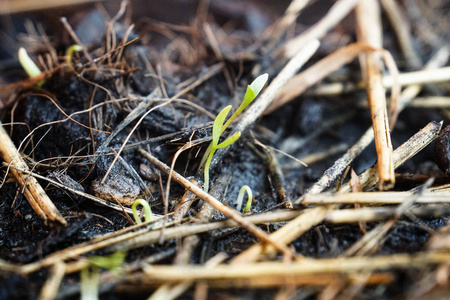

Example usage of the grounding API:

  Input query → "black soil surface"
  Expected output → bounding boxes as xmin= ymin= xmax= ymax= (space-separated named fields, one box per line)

xmin=0 ymin=0 xmax=449 ymax=299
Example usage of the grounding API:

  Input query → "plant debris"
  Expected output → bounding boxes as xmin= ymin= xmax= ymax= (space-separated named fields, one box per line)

xmin=1 ymin=0 xmax=450 ymax=299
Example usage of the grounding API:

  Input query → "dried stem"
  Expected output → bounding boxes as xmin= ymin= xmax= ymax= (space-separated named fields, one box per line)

xmin=380 ymin=0 xmax=422 ymax=68
xmin=139 ymin=148 xmax=294 ymax=257
xmin=326 ymin=205 xmax=450 ymax=224
xmin=0 ymin=122 xmax=66 ymax=225
xmin=278 ymin=0 xmax=360 ymax=59
xmin=37 ymin=261 xmax=66 ymax=300
xmin=303 ymin=190 xmax=450 ymax=205
xmin=230 ymin=207 xmax=329 ymax=264
xmin=338 ymin=121 xmax=442 ymax=193
xmin=356 ymin=0 xmax=395 ymax=190
xmin=142 ymin=252 xmax=450 ymax=282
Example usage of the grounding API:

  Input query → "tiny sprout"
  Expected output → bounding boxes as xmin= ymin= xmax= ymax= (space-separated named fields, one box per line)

xmin=81 ymin=251 xmax=126 ymax=300
xmin=65 ymin=44 xmax=83 ymax=65
xmin=18 ymin=47 xmax=44 ymax=86
xmin=236 ymin=185 xmax=253 ymax=213
xmin=88 ymin=251 xmax=127 ymax=271
xmin=203 ymin=105 xmax=241 ymax=192
xmin=132 ymin=198 xmax=153 ymax=224
xmin=200 ymin=74 xmax=269 ymax=191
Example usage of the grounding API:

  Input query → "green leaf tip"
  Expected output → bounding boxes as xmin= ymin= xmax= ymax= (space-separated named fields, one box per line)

xmin=212 ymin=105 xmax=232 ymax=146
xmin=223 ymin=74 xmax=269 ymax=131
xmin=18 ymin=47 xmax=42 ymax=78
xmin=249 ymin=73 xmax=268 ymax=96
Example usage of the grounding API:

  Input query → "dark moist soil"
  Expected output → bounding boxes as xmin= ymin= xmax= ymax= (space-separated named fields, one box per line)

xmin=0 ymin=0 xmax=449 ymax=299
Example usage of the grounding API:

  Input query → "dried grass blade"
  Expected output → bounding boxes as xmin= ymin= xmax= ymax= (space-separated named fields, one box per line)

xmin=356 ymin=0 xmax=395 ymax=190
xmin=0 ymin=122 xmax=66 ymax=225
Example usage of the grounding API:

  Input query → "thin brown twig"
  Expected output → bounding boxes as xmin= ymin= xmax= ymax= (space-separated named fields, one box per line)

xmin=277 ymin=0 xmax=360 ymax=59
xmin=60 ymin=17 xmax=95 ymax=66
xmin=299 ymin=46 xmax=449 ymax=197
xmin=99 ymin=63 xmax=222 ymax=183
xmin=325 ymin=205 xmax=450 ymax=224
xmin=302 ymin=190 xmax=450 ymax=205
xmin=3 ymin=162 xmax=135 ymax=215
xmin=37 ymin=261 xmax=66 ymax=300
xmin=356 ymin=0 xmax=395 ymax=190
xmin=262 ymin=0 xmax=311 ymax=47
xmin=138 ymin=148 xmax=294 ymax=258
xmin=380 ymin=0 xmax=422 ymax=68
xmin=0 ymin=122 xmax=66 ymax=225
xmin=142 ymin=252 xmax=450 ymax=281
xmin=230 ymin=207 xmax=329 ymax=264
xmin=126 ymin=272 xmax=392 ymax=289
xmin=338 ymin=121 xmax=442 ymax=193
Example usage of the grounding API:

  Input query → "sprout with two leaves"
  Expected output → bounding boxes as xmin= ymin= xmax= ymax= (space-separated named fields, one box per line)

xmin=201 ymin=74 xmax=268 ymax=192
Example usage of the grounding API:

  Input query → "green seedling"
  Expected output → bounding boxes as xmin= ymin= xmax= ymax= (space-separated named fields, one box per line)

xmin=203 ymin=105 xmax=241 ymax=192
xmin=18 ymin=47 xmax=44 ymax=86
xmin=200 ymin=74 xmax=268 ymax=168
xmin=200 ymin=74 xmax=268 ymax=192
xmin=132 ymin=198 xmax=153 ymax=224
xmin=81 ymin=251 xmax=126 ymax=300
xmin=65 ymin=44 xmax=83 ymax=65
xmin=236 ymin=185 xmax=253 ymax=213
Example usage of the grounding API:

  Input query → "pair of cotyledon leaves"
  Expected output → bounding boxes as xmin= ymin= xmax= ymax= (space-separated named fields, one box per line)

xmin=203 ymin=73 xmax=268 ymax=192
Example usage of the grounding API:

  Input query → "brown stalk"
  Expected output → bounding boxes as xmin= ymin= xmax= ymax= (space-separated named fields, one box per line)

xmin=20 ymin=209 xmax=301 ymax=274
xmin=0 ymin=0 xmax=100 ymax=14
xmin=262 ymin=0 xmax=311 ymax=46
xmin=138 ymin=148 xmax=294 ymax=257
xmin=338 ymin=121 xmax=442 ymax=193
xmin=37 ymin=261 xmax=66 ymax=300
xmin=278 ymin=0 xmax=360 ymax=59
xmin=143 ymin=252 xmax=450 ymax=281
xmin=266 ymin=43 xmax=400 ymax=115
xmin=126 ymin=272 xmax=393 ymax=289
xmin=300 ymin=47 xmax=448 ymax=197
xmin=0 ymin=122 xmax=66 ymax=225
xmin=305 ymin=66 xmax=450 ymax=97
xmin=3 ymin=163 xmax=135 ymax=215
xmin=380 ymin=0 xmax=422 ymax=68
xmin=356 ymin=0 xmax=395 ymax=190
xmin=325 ymin=205 xmax=450 ymax=224
xmin=230 ymin=207 xmax=329 ymax=264
xmin=303 ymin=190 xmax=450 ymax=205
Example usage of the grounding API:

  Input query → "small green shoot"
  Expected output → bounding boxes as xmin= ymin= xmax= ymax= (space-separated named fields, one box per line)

xmin=80 ymin=266 xmax=99 ymax=300
xmin=18 ymin=47 xmax=44 ymax=86
xmin=200 ymin=74 xmax=268 ymax=191
xmin=65 ymin=44 xmax=83 ymax=65
xmin=236 ymin=185 xmax=253 ymax=213
xmin=87 ymin=251 xmax=127 ymax=271
xmin=203 ymin=105 xmax=241 ymax=192
xmin=222 ymin=73 xmax=268 ymax=131
xmin=81 ymin=251 xmax=126 ymax=300
xmin=132 ymin=198 xmax=153 ymax=224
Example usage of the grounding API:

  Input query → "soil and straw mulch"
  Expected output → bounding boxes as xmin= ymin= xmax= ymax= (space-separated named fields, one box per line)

xmin=1 ymin=0 xmax=450 ymax=299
